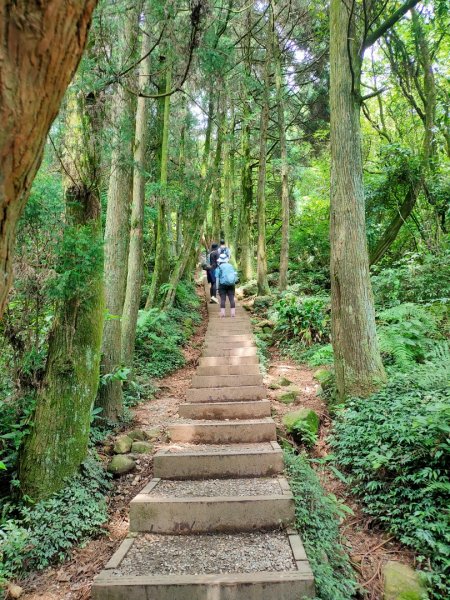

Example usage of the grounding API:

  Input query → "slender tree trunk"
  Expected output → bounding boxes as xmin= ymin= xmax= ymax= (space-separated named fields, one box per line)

xmin=0 ymin=0 xmax=97 ymax=316
xmin=256 ymin=15 xmax=272 ymax=296
xmin=19 ymin=88 xmax=104 ymax=500
xmin=211 ymin=103 xmax=225 ymax=242
xmin=97 ymin=9 xmax=139 ymax=419
xmin=240 ymin=105 xmax=253 ymax=281
xmin=330 ymin=0 xmax=386 ymax=399
xmin=121 ymin=22 xmax=151 ymax=366
xmin=146 ymin=57 xmax=172 ymax=308
xmin=274 ymin=30 xmax=290 ymax=291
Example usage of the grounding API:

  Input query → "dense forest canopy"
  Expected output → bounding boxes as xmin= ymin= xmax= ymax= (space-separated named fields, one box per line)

xmin=0 ymin=0 xmax=448 ymax=598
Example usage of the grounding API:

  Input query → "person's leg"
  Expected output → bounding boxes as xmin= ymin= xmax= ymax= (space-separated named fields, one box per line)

xmin=228 ymin=285 xmax=236 ymax=316
xmin=219 ymin=285 xmax=226 ymax=317
xmin=210 ymin=271 xmax=218 ymax=303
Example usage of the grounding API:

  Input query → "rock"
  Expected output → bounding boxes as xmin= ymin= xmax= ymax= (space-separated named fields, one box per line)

xmin=283 ymin=408 xmax=320 ymax=435
xmin=241 ymin=281 xmax=258 ymax=297
xmin=263 ymin=326 xmax=273 ymax=334
xmin=276 ymin=385 xmax=300 ymax=404
xmin=383 ymin=561 xmax=428 ymax=600
xmin=107 ymin=455 xmax=136 ymax=476
xmin=113 ymin=435 xmax=133 ymax=454
xmin=313 ymin=368 xmax=332 ymax=386
xmin=277 ymin=376 xmax=292 ymax=387
xmin=7 ymin=584 xmax=23 ymax=598
xmin=127 ymin=429 xmax=147 ymax=441
xmin=145 ymin=426 xmax=161 ymax=441
xmin=131 ymin=441 xmax=153 ymax=454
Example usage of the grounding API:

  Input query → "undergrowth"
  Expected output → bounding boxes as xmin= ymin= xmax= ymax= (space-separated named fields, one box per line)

xmin=330 ymin=352 xmax=450 ymax=599
xmin=284 ymin=450 xmax=358 ymax=600
xmin=0 ymin=456 xmax=111 ymax=589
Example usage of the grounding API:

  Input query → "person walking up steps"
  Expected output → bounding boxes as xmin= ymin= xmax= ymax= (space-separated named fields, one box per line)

xmin=216 ymin=260 xmax=238 ymax=317
xmin=205 ymin=243 xmax=219 ymax=303
xmin=217 ymin=238 xmax=231 ymax=265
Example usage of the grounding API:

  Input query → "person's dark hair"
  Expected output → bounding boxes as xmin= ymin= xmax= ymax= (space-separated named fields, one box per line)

xmin=211 ymin=243 xmax=219 ymax=250
xmin=220 ymin=239 xmax=225 ymax=244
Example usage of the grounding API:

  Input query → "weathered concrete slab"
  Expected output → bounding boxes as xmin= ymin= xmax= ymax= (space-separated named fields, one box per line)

xmin=154 ymin=442 xmax=284 ymax=479
xmin=168 ymin=419 xmax=276 ymax=444
xmin=129 ymin=479 xmax=294 ymax=533
xmin=205 ymin=335 xmax=254 ymax=342
xmin=204 ymin=340 xmax=255 ymax=349
xmin=202 ymin=347 xmax=257 ymax=357
xmin=196 ymin=365 xmax=260 ymax=376
xmin=199 ymin=356 xmax=259 ymax=367
xmin=186 ymin=385 xmax=266 ymax=403
xmin=179 ymin=400 xmax=271 ymax=420
xmin=191 ymin=374 xmax=263 ymax=388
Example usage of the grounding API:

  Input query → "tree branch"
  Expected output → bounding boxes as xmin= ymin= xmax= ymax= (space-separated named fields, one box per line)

xmin=363 ymin=0 xmax=420 ymax=49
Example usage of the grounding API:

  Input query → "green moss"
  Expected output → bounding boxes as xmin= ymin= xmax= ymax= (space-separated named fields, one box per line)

xmin=283 ymin=408 xmax=319 ymax=435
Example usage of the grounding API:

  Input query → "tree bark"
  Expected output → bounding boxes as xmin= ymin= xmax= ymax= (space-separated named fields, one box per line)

xmin=146 ymin=57 xmax=172 ymax=309
xmin=121 ymin=21 xmax=151 ymax=366
xmin=0 ymin=0 xmax=97 ymax=317
xmin=330 ymin=0 xmax=386 ymax=400
xmin=97 ymin=9 xmax=139 ymax=420
xmin=256 ymin=14 xmax=272 ymax=297
xmin=19 ymin=87 xmax=104 ymax=500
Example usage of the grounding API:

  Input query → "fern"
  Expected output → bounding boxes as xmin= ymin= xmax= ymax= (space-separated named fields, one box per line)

xmin=377 ymin=303 xmax=440 ymax=369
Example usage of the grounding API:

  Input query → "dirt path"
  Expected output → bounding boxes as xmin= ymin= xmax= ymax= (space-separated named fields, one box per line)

xmin=19 ymin=299 xmax=209 ymax=600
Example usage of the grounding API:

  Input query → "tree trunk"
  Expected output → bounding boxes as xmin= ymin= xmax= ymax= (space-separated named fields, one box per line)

xmin=239 ymin=106 xmax=254 ymax=282
xmin=256 ymin=15 xmax=272 ymax=297
xmin=146 ymin=58 xmax=172 ymax=309
xmin=121 ymin=22 xmax=151 ymax=366
xmin=329 ymin=0 xmax=386 ymax=400
xmin=97 ymin=9 xmax=139 ymax=420
xmin=274 ymin=29 xmax=290 ymax=291
xmin=0 ymin=0 xmax=97 ymax=317
xmin=211 ymin=104 xmax=225 ymax=242
xmin=19 ymin=88 xmax=104 ymax=500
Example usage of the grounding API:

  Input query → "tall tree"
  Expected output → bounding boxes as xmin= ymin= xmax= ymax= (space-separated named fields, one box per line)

xmin=121 ymin=16 xmax=152 ymax=366
xmin=97 ymin=6 xmax=140 ymax=420
xmin=0 ymin=0 xmax=97 ymax=316
xmin=329 ymin=0 xmax=419 ymax=399
xmin=19 ymin=87 xmax=105 ymax=500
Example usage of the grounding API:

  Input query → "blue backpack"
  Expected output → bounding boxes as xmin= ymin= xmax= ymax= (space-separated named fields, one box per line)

xmin=218 ymin=263 xmax=237 ymax=285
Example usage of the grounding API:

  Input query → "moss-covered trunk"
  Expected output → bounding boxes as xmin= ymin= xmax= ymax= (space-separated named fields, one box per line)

xmin=19 ymin=89 xmax=105 ymax=500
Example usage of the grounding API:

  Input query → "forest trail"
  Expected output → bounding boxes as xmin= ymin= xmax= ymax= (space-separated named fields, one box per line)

xmin=91 ymin=290 xmax=315 ymax=599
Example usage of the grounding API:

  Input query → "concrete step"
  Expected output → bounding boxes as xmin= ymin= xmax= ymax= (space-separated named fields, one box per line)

xmin=191 ymin=374 xmax=263 ymax=388
xmin=186 ymin=385 xmax=266 ymax=403
xmin=154 ymin=442 xmax=284 ymax=479
xmin=168 ymin=418 xmax=276 ymax=444
xmin=202 ymin=347 xmax=257 ymax=357
xmin=199 ymin=355 xmax=259 ymax=367
xmin=129 ymin=476 xmax=294 ymax=533
xmin=179 ymin=400 xmax=271 ymax=420
xmin=204 ymin=341 xmax=255 ymax=350
xmin=92 ymin=530 xmax=315 ymax=600
xmin=196 ymin=365 xmax=260 ymax=376
xmin=205 ymin=334 xmax=254 ymax=342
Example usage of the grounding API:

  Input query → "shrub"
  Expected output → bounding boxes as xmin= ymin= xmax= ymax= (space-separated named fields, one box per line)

xmin=0 ymin=457 xmax=111 ymax=586
xmin=284 ymin=451 xmax=357 ymax=600
xmin=330 ymin=352 xmax=450 ymax=599
xmin=274 ymin=294 xmax=330 ymax=346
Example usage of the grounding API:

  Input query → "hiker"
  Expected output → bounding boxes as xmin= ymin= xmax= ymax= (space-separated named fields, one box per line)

xmin=217 ymin=239 xmax=231 ymax=265
xmin=205 ymin=243 xmax=219 ymax=304
xmin=216 ymin=260 xmax=238 ymax=317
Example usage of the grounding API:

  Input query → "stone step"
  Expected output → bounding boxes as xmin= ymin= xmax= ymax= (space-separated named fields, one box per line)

xmin=202 ymin=347 xmax=257 ymax=357
xmin=168 ymin=419 xmax=276 ymax=444
xmin=191 ymin=374 xmax=263 ymax=388
xmin=92 ymin=530 xmax=315 ymax=600
xmin=186 ymin=385 xmax=266 ymax=403
xmin=205 ymin=334 xmax=254 ymax=341
xmin=179 ymin=400 xmax=271 ymax=420
xmin=129 ymin=476 xmax=294 ymax=533
xmin=207 ymin=324 xmax=252 ymax=332
xmin=204 ymin=340 xmax=255 ymax=349
xmin=154 ymin=442 xmax=284 ymax=479
xmin=196 ymin=365 xmax=260 ymax=376
xmin=199 ymin=355 xmax=259 ymax=367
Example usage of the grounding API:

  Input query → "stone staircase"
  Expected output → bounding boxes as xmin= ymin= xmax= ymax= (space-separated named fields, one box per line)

xmin=92 ymin=298 xmax=315 ymax=599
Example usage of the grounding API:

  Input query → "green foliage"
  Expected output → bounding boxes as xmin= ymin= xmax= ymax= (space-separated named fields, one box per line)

xmin=273 ymin=294 xmax=330 ymax=346
xmin=0 ymin=394 xmax=35 ymax=472
xmin=300 ymin=343 xmax=334 ymax=367
xmin=0 ymin=457 xmax=110 ymax=586
xmin=284 ymin=451 xmax=358 ymax=600
xmin=371 ymin=253 xmax=450 ymax=307
xmin=377 ymin=303 xmax=442 ymax=369
xmin=134 ymin=282 xmax=200 ymax=380
xmin=331 ymin=354 xmax=450 ymax=599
